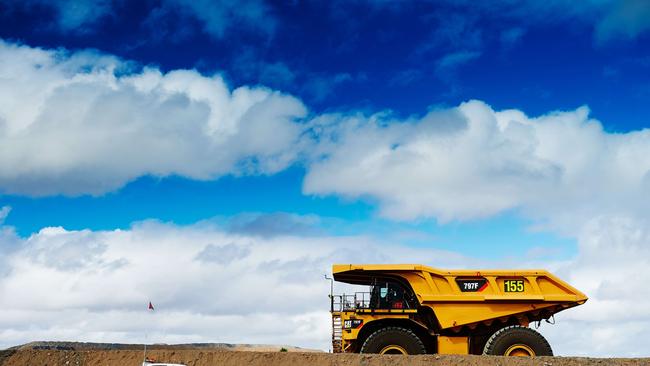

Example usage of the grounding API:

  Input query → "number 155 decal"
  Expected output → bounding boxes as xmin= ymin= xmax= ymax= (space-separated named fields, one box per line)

xmin=504 ymin=279 xmax=524 ymax=292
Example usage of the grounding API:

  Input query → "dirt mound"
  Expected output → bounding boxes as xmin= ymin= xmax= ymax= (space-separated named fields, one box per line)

xmin=1 ymin=349 xmax=649 ymax=366
xmin=10 ymin=341 xmax=316 ymax=352
xmin=0 ymin=351 xmax=16 ymax=365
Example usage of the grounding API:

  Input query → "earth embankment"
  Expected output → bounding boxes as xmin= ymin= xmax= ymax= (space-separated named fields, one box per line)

xmin=1 ymin=349 xmax=649 ymax=366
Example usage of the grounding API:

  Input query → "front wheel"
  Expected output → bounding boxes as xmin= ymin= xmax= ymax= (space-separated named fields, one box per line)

xmin=360 ymin=326 xmax=426 ymax=355
xmin=483 ymin=325 xmax=553 ymax=356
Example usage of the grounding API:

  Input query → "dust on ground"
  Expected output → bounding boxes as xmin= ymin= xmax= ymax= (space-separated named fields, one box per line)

xmin=2 ymin=349 xmax=649 ymax=366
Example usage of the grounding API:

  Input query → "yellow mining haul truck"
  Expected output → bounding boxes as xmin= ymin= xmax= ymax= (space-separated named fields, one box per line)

xmin=330 ymin=264 xmax=587 ymax=356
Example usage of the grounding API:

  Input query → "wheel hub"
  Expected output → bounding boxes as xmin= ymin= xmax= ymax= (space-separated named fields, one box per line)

xmin=504 ymin=344 xmax=536 ymax=356
xmin=379 ymin=345 xmax=408 ymax=354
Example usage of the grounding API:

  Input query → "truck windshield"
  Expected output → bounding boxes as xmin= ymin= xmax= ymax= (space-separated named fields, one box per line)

xmin=370 ymin=279 xmax=415 ymax=309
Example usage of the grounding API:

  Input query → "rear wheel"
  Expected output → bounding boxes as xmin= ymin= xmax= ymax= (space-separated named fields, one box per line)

xmin=483 ymin=325 xmax=553 ymax=356
xmin=360 ymin=326 xmax=426 ymax=355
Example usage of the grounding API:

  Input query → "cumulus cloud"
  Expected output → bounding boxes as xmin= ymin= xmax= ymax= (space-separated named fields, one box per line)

xmin=0 ymin=218 xmax=470 ymax=350
xmin=0 ymin=213 xmax=649 ymax=356
xmin=304 ymin=100 xmax=650 ymax=233
xmin=543 ymin=215 xmax=650 ymax=357
xmin=298 ymin=98 xmax=650 ymax=356
xmin=0 ymin=41 xmax=307 ymax=196
xmin=3 ymin=41 xmax=650 ymax=214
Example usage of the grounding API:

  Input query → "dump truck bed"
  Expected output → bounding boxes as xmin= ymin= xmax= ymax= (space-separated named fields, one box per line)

xmin=333 ymin=264 xmax=587 ymax=330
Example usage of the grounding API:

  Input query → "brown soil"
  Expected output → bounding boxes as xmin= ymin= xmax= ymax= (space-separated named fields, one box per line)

xmin=2 ymin=349 xmax=649 ymax=366
xmin=0 ymin=351 xmax=16 ymax=365
xmin=10 ymin=341 xmax=317 ymax=352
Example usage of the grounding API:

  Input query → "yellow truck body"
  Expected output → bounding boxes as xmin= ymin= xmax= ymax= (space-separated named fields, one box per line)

xmin=330 ymin=264 xmax=587 ymax=356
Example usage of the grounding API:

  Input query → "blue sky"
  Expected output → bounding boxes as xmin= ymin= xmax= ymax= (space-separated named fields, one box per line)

xmin=2 ymin=0 xmax=649 ymax=243
xmin=2 ymin=0 xmax=650 ymax=127
xmin=1 ymin=0 xmax=650 ymax=356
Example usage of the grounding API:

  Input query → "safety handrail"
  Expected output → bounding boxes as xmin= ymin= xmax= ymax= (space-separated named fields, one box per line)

xmin=331 ymin=292 xmax=372 ymax=312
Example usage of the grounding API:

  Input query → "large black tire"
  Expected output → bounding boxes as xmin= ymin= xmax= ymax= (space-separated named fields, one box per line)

xmin=360 ymin=326 xmax=426 ymax=355
xmin=483 ymin=325 xmax=553 ymax=356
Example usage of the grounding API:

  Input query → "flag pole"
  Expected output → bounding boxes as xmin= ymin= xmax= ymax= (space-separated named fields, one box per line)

xmin=143 ymin=301 xmax=154 ymax=364
xmin=143 ymin=301 xmax=148 ymax=364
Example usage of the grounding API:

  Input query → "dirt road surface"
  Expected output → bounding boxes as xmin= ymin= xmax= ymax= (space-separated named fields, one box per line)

xmin=1 ymin=349 xmax=649 ymax=366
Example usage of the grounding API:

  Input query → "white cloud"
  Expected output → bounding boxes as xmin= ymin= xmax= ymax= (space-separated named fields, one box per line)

xmin=300 ymin=100 xmax=650 ymax=355
xmin=0 ymin=215 xmax=649 ymax=356
xmin=0 ymin=218 xmax=470 ymax=350
xmin=0 ymin=40 xmax=307 ymax=196
xmin=543 ymin=215 xmax=650 ymax=357
xmin=3 ymin=41 xmax=650 ymax=216
xmin=304 ymin=100 xmax=650 ymax=234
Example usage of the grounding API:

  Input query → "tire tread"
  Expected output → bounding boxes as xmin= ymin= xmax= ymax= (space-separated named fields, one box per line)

xmin=360 ymin=326 xmax=426 ymax=354
xmin=483 ymin=325 xmax=553 ymax=356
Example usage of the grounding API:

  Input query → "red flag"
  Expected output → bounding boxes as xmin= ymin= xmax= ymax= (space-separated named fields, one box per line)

xmin=148 ymin=301 xmax=154 ymax=311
